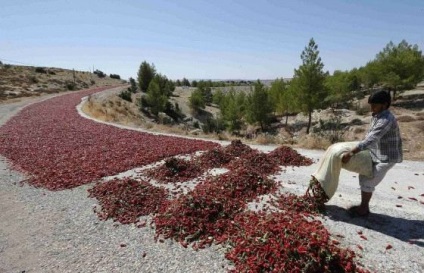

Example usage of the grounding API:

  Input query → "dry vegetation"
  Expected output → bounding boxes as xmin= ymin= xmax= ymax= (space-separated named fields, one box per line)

xmin=0 ymin=64 xmax=124 ymax=102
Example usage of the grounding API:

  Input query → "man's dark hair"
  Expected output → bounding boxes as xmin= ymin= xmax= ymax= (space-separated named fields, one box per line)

xmin=368 ymin=90 xmax=391 ymax=108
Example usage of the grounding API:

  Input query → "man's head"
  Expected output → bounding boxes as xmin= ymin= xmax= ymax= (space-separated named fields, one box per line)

xmin=368 ymin=90 xmax=391 ymax=114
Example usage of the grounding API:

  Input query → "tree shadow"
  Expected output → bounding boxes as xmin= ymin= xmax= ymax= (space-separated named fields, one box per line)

xmin=324 ymin=205 xmax=424 ymax=247
xmin=393 ymin=98 xmax=424 ymax=110
xmin=192 ymin=109 xmax=213 ymax=124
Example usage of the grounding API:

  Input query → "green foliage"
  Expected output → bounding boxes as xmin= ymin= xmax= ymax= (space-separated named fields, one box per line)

xmin=196 ymin=81 xmax=213 ymax=105
xmin=182 ymin=78 xmax=191 ymax=87
xmin=202 ymin=117 xmax=225 ymax=134
xmin=146 ymin=79 xmax=167 ymax=116
xmin=191 ymin=80 xmax=198 ymax=87
xmin=325 ymin=70 xmax=356 ymax=107
xmin=110 ymin=74 xmax=121 ymax=80
xmin=65 ymin=82 xmax=76 ymax=90
xmin=189 ymin=88 xmax=206 ymax=112
xmin=219 ymin=88 xmax=246 ymax=133
xmin=374 ymin=40 xmax=424 ymax=96
xmin=212 ymin=89 xmax=225 ymax=106
xmin=245 ymin=80 xmax=273 ymax=130
xmin=153 ymin=73 xmax=174 ymax=97
xmin=137 ymin=61 xmax=156 ymax=92
xmin=164 ymin=101 xmax=185 ymax=121
xmin=291 ymin=38 xmax=328 ymax=134
xmin=119 ymin=89 xmax=132 ymax=102
xmin=128 ymin=77 xmax=137 ymax=93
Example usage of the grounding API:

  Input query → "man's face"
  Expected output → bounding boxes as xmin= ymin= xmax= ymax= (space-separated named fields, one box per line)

xmin=370 ymin=103 xmax=386 ymax=114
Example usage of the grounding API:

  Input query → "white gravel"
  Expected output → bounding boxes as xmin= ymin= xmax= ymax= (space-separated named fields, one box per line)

xmin=1 ymin=90 xmax=423 ymax=273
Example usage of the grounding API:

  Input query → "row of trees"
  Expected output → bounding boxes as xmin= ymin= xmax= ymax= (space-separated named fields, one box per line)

xmin=189 ymin=39 xmax=424 ymax=134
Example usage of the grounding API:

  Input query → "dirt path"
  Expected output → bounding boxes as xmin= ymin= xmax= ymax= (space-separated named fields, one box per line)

xmin=0 ymin=95 xmax=63 ymax=272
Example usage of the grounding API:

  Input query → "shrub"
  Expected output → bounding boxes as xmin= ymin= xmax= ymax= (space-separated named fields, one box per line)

xmin=35 ymin=67 xmax=47 ymax=74
xmin=202 ymin=117 xmax=225 ymax=134
xmin=110 ymin=74 xmax=121 ymax=80
xmin=66 ymin=82 xmax=76 ymax=90
xmin=29 ymin=75 xmax=39 ymax=83
xmin=94 ymin=69 xmax=106 ymax=78
xmin=350 ymin=118 xmax=363 ymax=125
xmin=118 ymin=90 xmax=132 ymax=102
xmin=164 ymin=101 xmax=184 ymax=122
xmin=313 ymin=115 xmax=346 ymax=144
xmin=140 ymin=96 xmax=150 ymax=107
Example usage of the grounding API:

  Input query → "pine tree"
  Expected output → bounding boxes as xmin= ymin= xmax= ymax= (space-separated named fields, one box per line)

xmin=245 ymin=80 xmax=272 ymax=131
xmin=137 ymin=61 xmax=156 ymax=92
xmin=291 ymin=38 xmax=328 ymax=134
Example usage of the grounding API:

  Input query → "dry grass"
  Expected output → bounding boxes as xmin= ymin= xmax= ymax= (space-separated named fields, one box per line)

xmin=416 ymin=121 xmax=424 ymax=132
xmin=0 ymin=65 xmax=124 ymax=101
xmin=397 ymin=115 xmax=416 ymax=122
xmin=255 ymin=133 xmax=278 ymax=145
xmin=296 ymin=134 xmax=332 ymax=150
xmin=82 ymin=96 xmax=144 ymax=127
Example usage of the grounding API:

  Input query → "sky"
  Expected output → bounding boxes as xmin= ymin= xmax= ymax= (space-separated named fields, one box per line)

xmin=0 ymin=0 xmax=423 ymax=80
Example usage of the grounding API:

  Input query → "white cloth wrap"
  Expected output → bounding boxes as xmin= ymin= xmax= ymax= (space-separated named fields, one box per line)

xmin=312 ymin=142 xmax=373 ymax=199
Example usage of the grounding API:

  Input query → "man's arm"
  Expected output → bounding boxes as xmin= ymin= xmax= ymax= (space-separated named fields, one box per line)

xmin=342 ymin=117 xmax=393 ymax=163
xmin=357 ymin=117 xmax=393 ymax=151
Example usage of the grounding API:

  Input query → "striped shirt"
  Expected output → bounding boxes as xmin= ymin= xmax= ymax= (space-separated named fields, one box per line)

xmin=357 ymin=110 xmax=403 ymax=163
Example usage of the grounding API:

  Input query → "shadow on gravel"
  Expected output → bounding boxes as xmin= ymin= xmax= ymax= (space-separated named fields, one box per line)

xmin=325 ymin=205 xmax=424 ymax=248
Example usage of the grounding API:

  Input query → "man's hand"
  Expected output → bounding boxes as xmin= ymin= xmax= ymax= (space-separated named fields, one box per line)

xmin=342 ymin=152 xmax=353 ymax=164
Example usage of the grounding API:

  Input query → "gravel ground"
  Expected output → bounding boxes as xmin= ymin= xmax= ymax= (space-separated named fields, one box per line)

xmin=1 ymin=89 xmax=423 ymax=273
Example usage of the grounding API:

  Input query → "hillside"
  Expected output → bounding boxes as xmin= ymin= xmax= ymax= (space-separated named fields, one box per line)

xmin=0 ymin=64 xmax=125 ymax=101
xmin=82 ymin=84 xmax=424 ymax=160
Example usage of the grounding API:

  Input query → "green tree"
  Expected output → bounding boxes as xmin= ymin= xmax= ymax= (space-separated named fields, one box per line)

xmin=220 ymin=88 xmax=245 ymax=133
xmin=189 ymin=88 xmax=205 ymax=112
xmin=137 ymin=61 xmax=156 ymax=92
xmin=358 ymin=61 xmax=382 ymax=89
xmin=153 ymin=73 xmax=174 ymax=97
xmin=182 ymin=78 xmax=191 ymax=87
xmin=270 ymin=78 xmax=294 ymax=125
xmin=291 ymin=38 xmax=328 ymax=134
xmin=374 ymin=40 xmax=424 ymax=99
xmin=325 ymin=70 xmax=353 ymax=107
xmin=212 ymin=88 xmax=225 ymax=106
xmin=269 ymin=78 xmax=286 ymax=113
xmin=245 ymin=80 xmax=272 ymax=130
xmin=198 ymin=83 xmax=213 ymax=105
xmin=128 ymin=77 xmax=137 ymax=93
xmin=146 ymin=79 xmax=167 ymax=116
